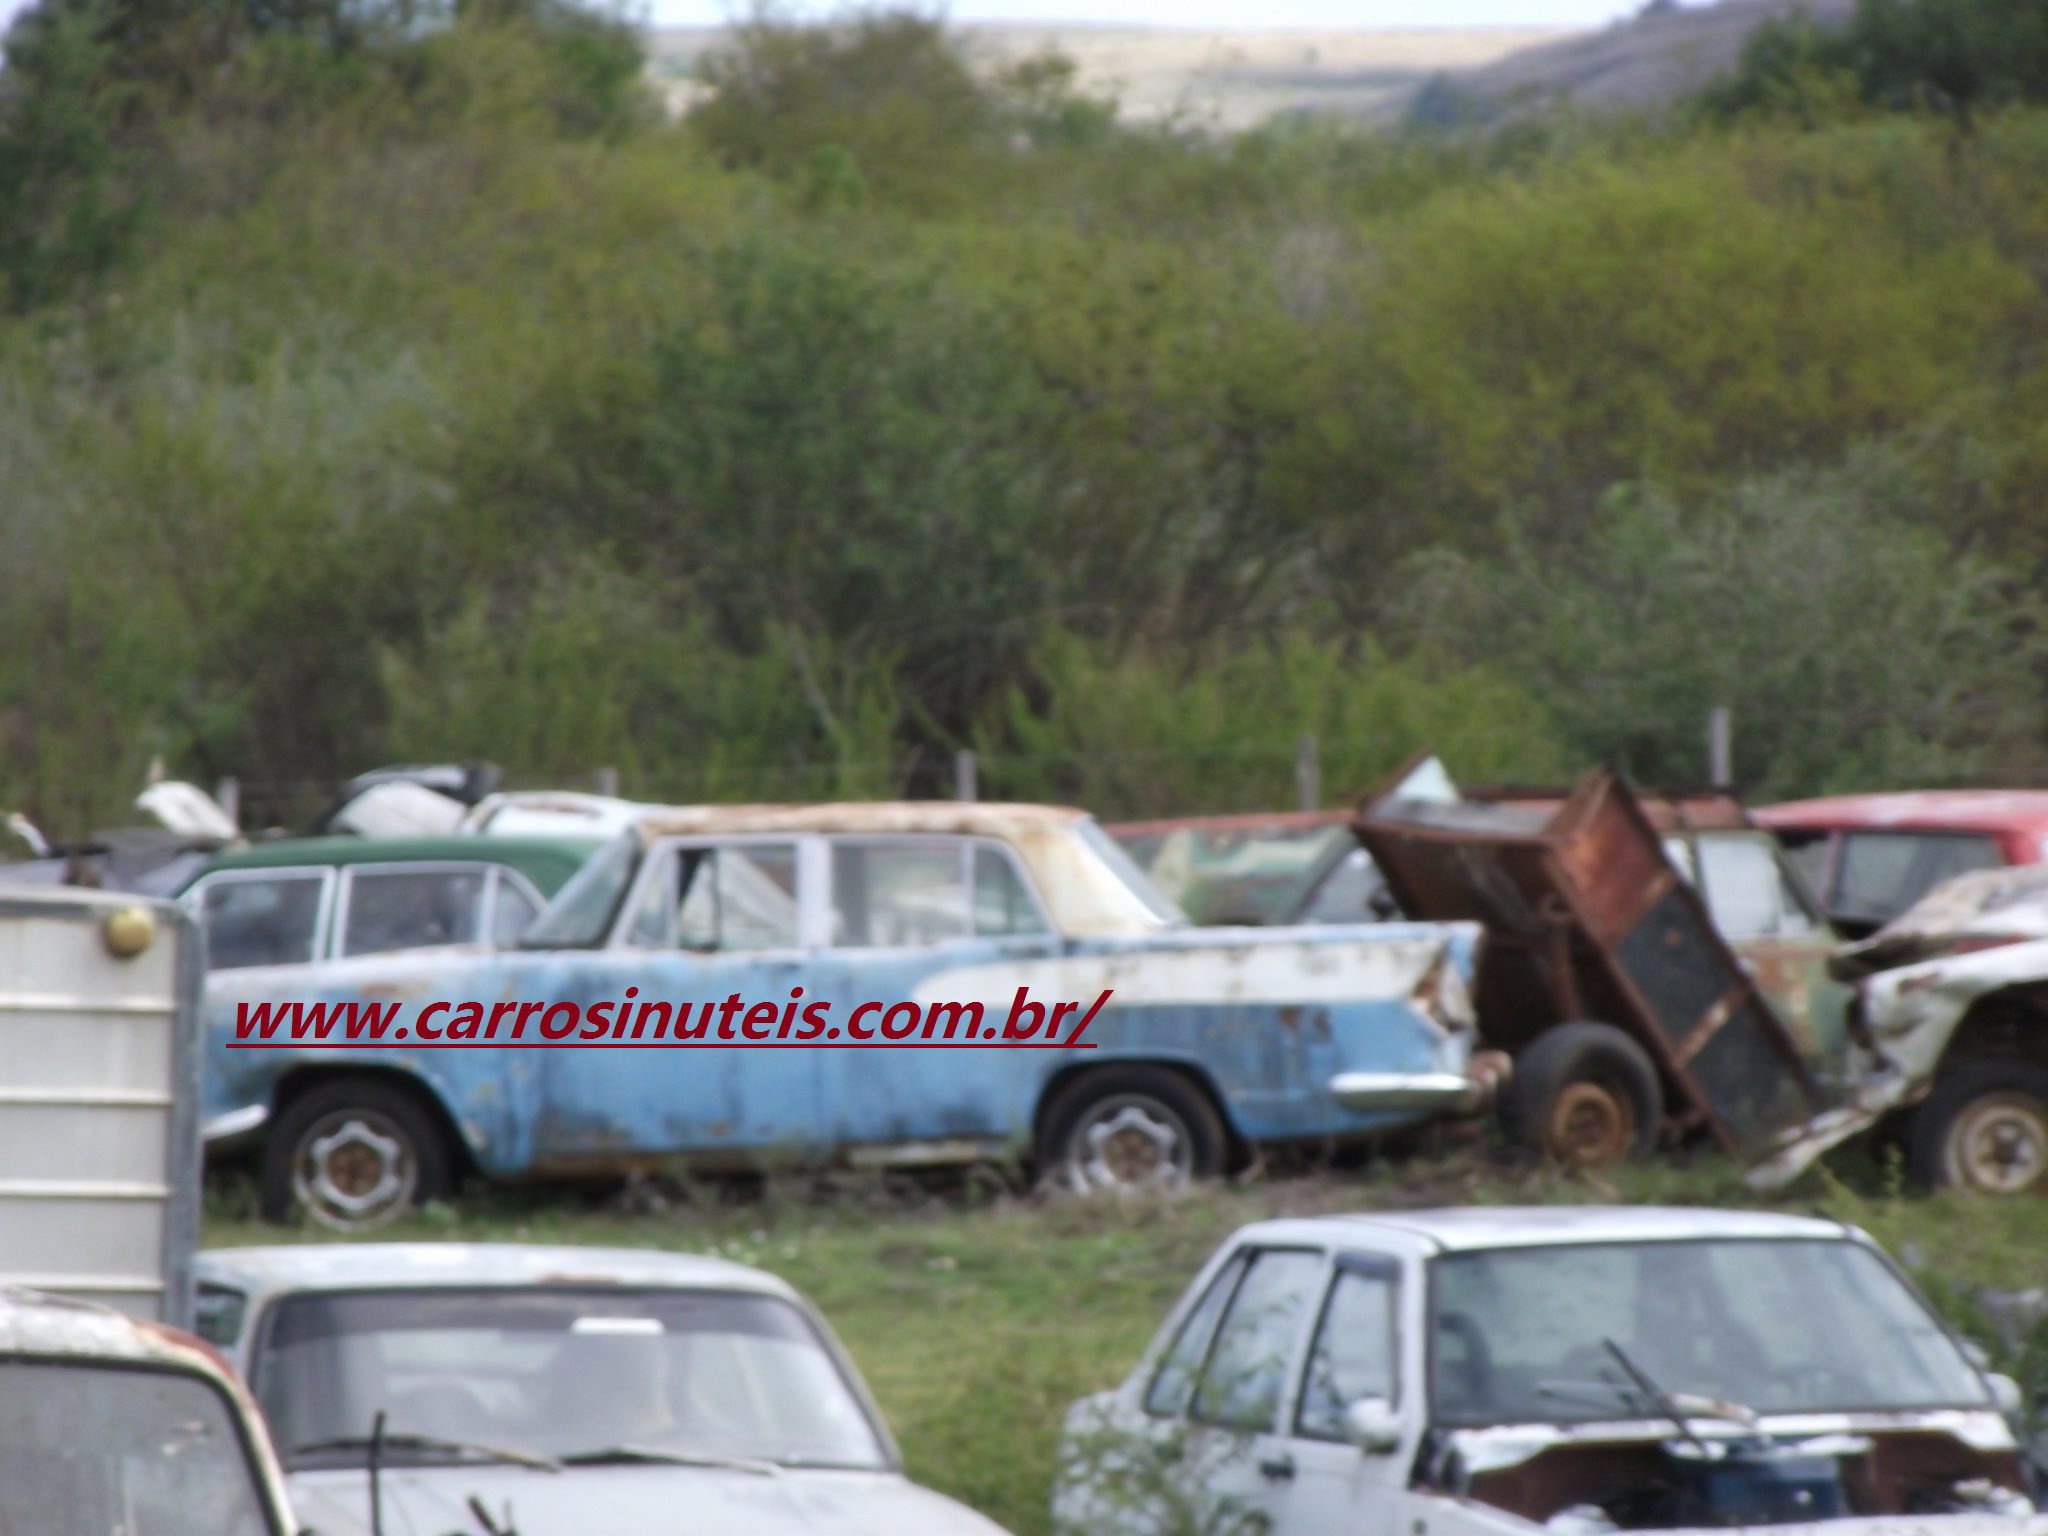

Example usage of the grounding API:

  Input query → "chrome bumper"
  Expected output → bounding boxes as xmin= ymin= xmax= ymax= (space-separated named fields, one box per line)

xmin=1330 ymin=1051 xmax=1511 ymax=1116
xmin=200 ymin=1103 xmax=269 ymax=1149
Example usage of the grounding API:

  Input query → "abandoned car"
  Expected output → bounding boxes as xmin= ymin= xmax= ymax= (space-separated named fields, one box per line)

xmin=177 ymin=834 xmax=600 ymax=972
xmin=1751 ymin=864 xmax=2048 ymax=1198
xmin=200 ymin=802 xmax=1492 ymax=1229
xmin=193 ymin=1243 xmax=1010 ymax=1536
xmin=1107 ymin=812 xmax=1388 ymax=927
xmin=0 ymin=1285 xmax=300 ymax=1536
xmin=1052 ymin=1205 xmax=2042 ymax=1536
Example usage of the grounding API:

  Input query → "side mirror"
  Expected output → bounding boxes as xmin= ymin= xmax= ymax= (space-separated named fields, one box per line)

xmin=1986 ymin=1372 xmax=2025 ymax=1418
xmin=1343 ymin=1396 xmax=1402 ymax=1455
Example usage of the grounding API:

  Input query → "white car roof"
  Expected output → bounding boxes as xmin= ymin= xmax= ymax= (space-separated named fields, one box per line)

xmin=195 ymin=1243 xmax=798 ymax=1301
xmin=1223 ymin=1204 xmax=1856 ymax=1256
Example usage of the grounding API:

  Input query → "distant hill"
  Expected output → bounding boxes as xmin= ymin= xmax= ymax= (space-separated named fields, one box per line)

xmin=644 ymin=23 xmax=1566 ymax=132
xmin=644 ymin=2 xmax=1860 ymax=134
xmin=1412 ymin=0 xmax=1859 ymax=123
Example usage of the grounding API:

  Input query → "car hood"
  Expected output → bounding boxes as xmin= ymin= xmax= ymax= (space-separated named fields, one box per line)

xmin=288 ymin=1462 xmax=1013 ymax=1536
xmin=1829 ymin=864 xmax=2048 ymax=982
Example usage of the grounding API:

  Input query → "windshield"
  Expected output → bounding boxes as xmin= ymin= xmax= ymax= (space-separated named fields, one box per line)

xmin=1074 ymin=817 xmax=1188 ymax=926
xmin=1427 ymin=1239 xmax=1988 ymax=1427
xmin=520 ymin=831 xmax=640 ymax=949
xmin=254 ymin=1286 xmax=890 ymax=1472
xmin=0 ymin=1361 xmax=280 ymax=1536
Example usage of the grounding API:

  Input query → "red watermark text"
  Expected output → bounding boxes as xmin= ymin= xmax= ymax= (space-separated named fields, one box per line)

xmin=226 ymin=986 xmax=1110 ymax=1050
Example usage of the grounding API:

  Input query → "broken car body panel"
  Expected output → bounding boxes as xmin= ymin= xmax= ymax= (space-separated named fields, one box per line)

xmin=201 ymin=803 xmax=1489 ymax=1182
xmin=1748 ymin=865 xmax=2048 ymax=1193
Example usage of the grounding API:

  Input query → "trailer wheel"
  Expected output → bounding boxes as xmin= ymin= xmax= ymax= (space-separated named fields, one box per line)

xmin=1908 ymin=1060 xmax=2048 ymax=1197
xmin=261 ymin=1078 xmax=453 ymax=1231
xmin=1503 ymin=1023 xmax=1661 ymax=1168
xmin=1038 ymin=1066 xmax=1225 ymax=1194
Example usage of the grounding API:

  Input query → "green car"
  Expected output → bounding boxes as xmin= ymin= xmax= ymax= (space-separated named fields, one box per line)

xmin=175 ymin=835 xmax=601 ymax=973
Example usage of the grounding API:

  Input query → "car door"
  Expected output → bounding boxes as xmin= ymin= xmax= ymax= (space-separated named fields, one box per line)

xmin=804 ymin=836 xmax=1065 ymax=1151
xmin=1174 ymin=1246 xmax=1329 ymax=1536
xmin=532 ymin=835 xmax=829 ymax=1163
xmin=1266 ymin=1252 xmax=1410 ymax=1536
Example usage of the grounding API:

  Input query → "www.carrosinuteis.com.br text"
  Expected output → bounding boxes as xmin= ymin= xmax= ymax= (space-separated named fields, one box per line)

xmin=225 ymin=986 xmax=1111 ymax=1050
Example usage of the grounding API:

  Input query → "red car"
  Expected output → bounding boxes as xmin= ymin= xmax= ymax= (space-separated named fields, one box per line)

xmin=1755 ymin=791 xmax=2048 ymax=938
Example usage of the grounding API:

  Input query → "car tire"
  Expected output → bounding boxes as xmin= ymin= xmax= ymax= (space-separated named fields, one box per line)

xmin=1502 ymin=1022 xmax=1662 ymax=1168
xmin=1907 ymin=1059 xmax=2048 ymax=1197
xmin=260 ymin=1077 xmax=453 ymax=1231
xmin=1038 ymin=1066 xmax=1226 ymax=1194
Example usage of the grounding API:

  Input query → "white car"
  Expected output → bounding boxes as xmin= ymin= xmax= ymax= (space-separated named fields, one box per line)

xmin=1053 ymin=1206 xmax=2043 ymax=1536
xmin=194 ymin=1243 xmax=1012 ymax=1536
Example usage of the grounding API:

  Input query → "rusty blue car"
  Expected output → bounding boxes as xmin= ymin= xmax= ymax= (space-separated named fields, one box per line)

xmin=199 ymin=803 xmax=1490 ymax=1229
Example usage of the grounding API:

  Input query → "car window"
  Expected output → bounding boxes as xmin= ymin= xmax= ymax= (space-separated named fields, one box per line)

xmin=1776 ymin=833 xmax=1834 ymax=902
xmin=1190 ymin=1249 xmax=1324 ymax=1433
xmin=1427 ymin=1238 xmax=1989 ymax=1428
xmin=254 ymin=1286 xmax=890 ymax=1473
xmin=194 ymin=1283 xmax=249 ymax=1350
xmin=1296 ymin=1261 xmax=1398 ymax=1440
xmin=1837 ymin=833 xmax=2005 ymax=927
xmin=678 ymin=846 xmax=800 ymax=951
xmin=1145 ymin=1250 xmax=1250 ymax=1418
xmin=973 ymin=848 xmax=1052 ymax=938
xmin=0 ymin=1361 xmax=279 ymax=1536
xmin=491 ymin=878 xmax=542 ymax=947
xmin=1694 ymin=833 xmax=1815 ymax=940
xmin=1300 ymin=847 xmax=1389 ymax=924
xmin=623 ymin=844 xmax=801 ymax=952
xmin=340 ymin=868 xmax=488 ymax=958
xmin=200 ymin=875 xmax=325 ymax=970
xmin=829 ymin=841 xmax=976 ymax=948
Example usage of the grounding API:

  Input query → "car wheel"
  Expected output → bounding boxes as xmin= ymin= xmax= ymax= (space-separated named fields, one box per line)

xmin=1908 ymin=1060 xmax=2048 ymax=1197
xmin=260 ymin=1078 xmax=453 ymax=1230
xmin=1039 ymin=1067 xmax=1225 ymax=1194
xmin=1502 ymin=1022 xmax=1662 ymax=1167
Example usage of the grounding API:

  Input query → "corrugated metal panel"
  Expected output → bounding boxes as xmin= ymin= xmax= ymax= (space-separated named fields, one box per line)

xmin=0 ymin=891 xmax=200 ymax=1328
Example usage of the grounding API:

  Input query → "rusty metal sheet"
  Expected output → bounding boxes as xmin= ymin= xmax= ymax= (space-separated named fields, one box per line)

xmin=1356 ymin=764 xmax=1827 ymax=1155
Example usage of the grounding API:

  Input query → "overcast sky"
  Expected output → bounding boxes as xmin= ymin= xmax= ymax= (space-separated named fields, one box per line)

xmin=2 ymin=0 xmax=1654 ymax=35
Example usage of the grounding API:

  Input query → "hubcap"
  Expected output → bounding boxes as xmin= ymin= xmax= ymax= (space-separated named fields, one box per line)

xmin=1066 ymin=1097 xmax=1192 ymax=1192
xmin=1943 ymin=1093 xmax=2048 ymax=1196
xmin=1545 ymin=1081 xmax=1633 ymax=1167
xmin=294 ymin=1109 xmax=416 ymax=1230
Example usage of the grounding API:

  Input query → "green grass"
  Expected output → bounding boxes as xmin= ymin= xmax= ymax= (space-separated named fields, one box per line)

xmin=202 ymin=1152 xmax=2048 ymax=1536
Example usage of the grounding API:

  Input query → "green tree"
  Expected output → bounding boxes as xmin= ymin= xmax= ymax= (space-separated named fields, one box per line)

xmin=0 ymin=0 xmax=142 ymax=312
xmin=1386 ymin=453 xmax=2048 ymax=799
xmin=1701 ymin=0 xmax=2048 ymax=125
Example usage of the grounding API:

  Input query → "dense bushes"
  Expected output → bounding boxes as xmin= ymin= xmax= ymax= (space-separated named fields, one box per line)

xmin=3 ymin=4 xmax=2048 ymax=831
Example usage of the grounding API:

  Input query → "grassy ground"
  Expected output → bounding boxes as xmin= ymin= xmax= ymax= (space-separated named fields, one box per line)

xmin=203 ymin=1151 xmax=2048 ymax=1536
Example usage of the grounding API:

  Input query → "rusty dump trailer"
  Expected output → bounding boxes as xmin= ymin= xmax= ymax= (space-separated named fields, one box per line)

xmin=1354 ymin=764 xmax=1828 ymax=1165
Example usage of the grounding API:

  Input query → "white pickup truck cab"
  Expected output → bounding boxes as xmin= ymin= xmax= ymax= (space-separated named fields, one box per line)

xmin=1054 ymin=1207 xmax=2043 ymax=1536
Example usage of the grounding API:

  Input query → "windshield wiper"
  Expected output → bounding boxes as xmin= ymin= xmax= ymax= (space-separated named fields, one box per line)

xmin=292 ymin=1432 xmax=563 ymax=1474
xmin=558 ymin=1444 xmax=782 ymax=1477
xmin=1601 ymin=1338 xmax=1762 ymax=1449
